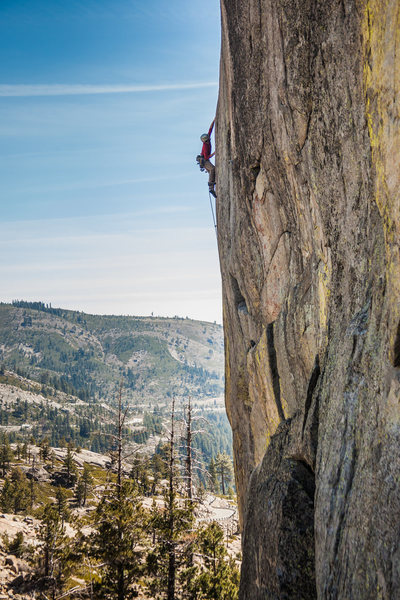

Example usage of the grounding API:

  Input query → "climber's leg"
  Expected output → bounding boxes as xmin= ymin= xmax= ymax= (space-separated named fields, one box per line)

xmin=204 ymin=160 xmax=215 ymax=185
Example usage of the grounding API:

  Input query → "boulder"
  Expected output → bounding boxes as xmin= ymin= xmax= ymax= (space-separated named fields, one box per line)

xmin=21 ymin=465 xmax=50 ymax=483
xmin=5 ymin=556 xmax=29 ymax=575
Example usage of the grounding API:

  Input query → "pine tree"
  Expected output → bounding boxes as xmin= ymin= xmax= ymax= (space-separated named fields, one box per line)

xmin=81 ymin=463 xmax=93 ymax=506
xmin=29 ymin=473 xmax=36 ymax=511
xmin=21 ymin=442 xmax=28 ymax=461
xmin=190 ymin=522 xmax=240 ymax=600
xmin=208 ymin=458 xmax=219 ymax=493
xmin=40 ymin=438 xmax=51 ymax=462
xmin=91 ymin=384 xmax=147 ymax=599
xmin=151 ymin=450 xmax=167 ymax=479
xmin=0 ymin=468 xmax=30 ymax=514
xmin=28 ymin=455 xmax=37 ymax=511
xmin=0 ymin=434 xmax=13 ymax=477
xmin=130 ymin=454 xmax=151 ymax=495
xmin=91 ymin=480 xmax=146 ymax=599
xmin=214 ymin=453 xmax=233 ymax=496
xmin=75 ymin=463 xmax=93 ymax=507
xmin=10 ymin=468 xmax=30 ymax=513
xmin=55 ymin=487 xmax=70 ymax=526
xmin=38 ymin=503 xmax=69 ymax=598
xmin=0 ymin=477 xmax=13 ymax=512
xmin=75 ymin=477 xmax=85 ymax=507
xmin=147 ymin=397 xmax=195 ymax=600
xmin=8 ymin=531 xmax=25 ymax=558
xmin=64 ymin=443 xmax=77 ymax=487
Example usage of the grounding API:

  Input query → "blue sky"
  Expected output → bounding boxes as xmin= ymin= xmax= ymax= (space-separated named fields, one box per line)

xmin=0 ymin=0 xmax=221 ymax=323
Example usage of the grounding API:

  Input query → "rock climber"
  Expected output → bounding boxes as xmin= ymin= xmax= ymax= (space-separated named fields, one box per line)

xmin=198 ymin=118 xmax=216 ymax=198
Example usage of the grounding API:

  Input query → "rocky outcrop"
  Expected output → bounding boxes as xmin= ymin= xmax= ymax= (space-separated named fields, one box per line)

xmin=216 ymin=1 xmax=400 ymax=597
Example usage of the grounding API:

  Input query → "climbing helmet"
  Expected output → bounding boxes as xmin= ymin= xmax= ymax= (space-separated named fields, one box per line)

xmin=200 ymin=133 xmax=210 ymax=142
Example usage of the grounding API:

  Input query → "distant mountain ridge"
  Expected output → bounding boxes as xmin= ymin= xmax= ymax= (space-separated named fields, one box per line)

xmin=0 ymin=301 xmax=224 ymax=406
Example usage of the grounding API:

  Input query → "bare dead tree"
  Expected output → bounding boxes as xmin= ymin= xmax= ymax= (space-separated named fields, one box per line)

xmin=185 ymin=396 xmax=193 ymax=502
xmin=180 ymin=398 xmax=210 ymax=502
xmin=115 ymin=381 xmax=127 ymax=499
xmin=167 ymin=395 xmax=176 ymax=600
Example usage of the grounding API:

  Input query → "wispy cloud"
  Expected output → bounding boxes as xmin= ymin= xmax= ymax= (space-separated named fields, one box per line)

xmin=0 ymin=82 xmax=218 ymax=98
xmin=0 ymin=205 xmax=196 ymax=234
xmin=2 ymin=174 xmax=193 ymax=196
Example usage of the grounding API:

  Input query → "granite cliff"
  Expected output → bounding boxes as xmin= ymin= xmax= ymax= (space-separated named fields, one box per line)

xmin=215 ymin=1 xmax=400 ymax=598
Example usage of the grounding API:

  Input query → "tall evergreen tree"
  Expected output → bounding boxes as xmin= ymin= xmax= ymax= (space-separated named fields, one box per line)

xmin=147 ymin=397 xmax=194 ymax=600
xmin=91 ymin=480 xmax=146 ymax=599
xmin=39 ymin=438 xmax=51 ymax=462
xmin=0 ymin=468 xmax=30 ymax=513
xmin=75 ymin=463 xmax=93 ymax=507
xmin=130 ymin=454 xmax=151 ymax=495
xmin=90 ymin=382 xmax=147 ymax=600
xmin=191 ymin=522 xmax=240 ymax=600
xmin=21 ymin=442 xmax=28 ymax=461
xmin=75 ymin=477 xmax=85 ymax=508
xmin=0 ymin=434 xmax=13 ymax=477
xmin=208 ymin=458 xmax=219 ymax=493
xmin=214 ymin=453 xmax=233 ymax=496
xmin=64 ymin=443 xmax=77 ymax=486
xmin=38 ymin=503 xmax=70 ymax=599
xmin=55 ymin=487 xmax=70 ymax=526
xmin=0 ymin=477 xmax=13 ymax=512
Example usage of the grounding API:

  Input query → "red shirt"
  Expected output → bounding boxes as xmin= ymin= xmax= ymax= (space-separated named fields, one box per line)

xmin=201 ymin=121 xmax=214 ymax=160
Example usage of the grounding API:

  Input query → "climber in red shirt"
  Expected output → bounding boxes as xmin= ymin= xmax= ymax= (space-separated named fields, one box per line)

xmin=199 ymin=118 xmax=216 ymax=198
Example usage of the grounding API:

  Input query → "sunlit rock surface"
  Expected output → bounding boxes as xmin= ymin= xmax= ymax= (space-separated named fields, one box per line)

xmin=216 ymin=1 xmax=400 ymax=597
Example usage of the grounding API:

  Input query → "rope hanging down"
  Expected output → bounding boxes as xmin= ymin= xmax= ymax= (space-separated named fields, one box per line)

xmin=208 ymin=191 xmax=217 ymax=238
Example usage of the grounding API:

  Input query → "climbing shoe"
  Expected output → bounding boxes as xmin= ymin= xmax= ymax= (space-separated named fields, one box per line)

xmin=209 ymin=187 xmax=217 ymax=198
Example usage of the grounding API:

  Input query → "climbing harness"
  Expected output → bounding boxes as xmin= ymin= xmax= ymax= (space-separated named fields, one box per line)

xmin=208 ymin=190 xmax=218 ymax=239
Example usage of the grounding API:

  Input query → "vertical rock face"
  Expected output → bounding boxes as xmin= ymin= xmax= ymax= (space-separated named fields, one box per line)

xmin=216 ymin=1 xmax=400 ymax=597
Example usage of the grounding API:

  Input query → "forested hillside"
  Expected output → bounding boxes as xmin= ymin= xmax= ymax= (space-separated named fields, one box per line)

xmin=0 ymin=301 xmax=223 ymax=404
xmin=0 ymin=302 xmax=231 ymax=466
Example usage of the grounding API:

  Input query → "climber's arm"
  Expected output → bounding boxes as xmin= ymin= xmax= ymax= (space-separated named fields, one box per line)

xmin=208 ymin=118 xmax=215 ymax=136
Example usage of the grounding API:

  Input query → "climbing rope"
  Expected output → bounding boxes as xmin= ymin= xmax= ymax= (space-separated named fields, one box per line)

xmin=208 ymin=191 xmax=217 ymax=239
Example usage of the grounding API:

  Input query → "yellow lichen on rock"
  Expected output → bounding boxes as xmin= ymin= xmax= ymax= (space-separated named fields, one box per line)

xmin=363 ymin=0 xmax=400 ymax=365
xmin=318 ymin=254 xmax=331 ymax=347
